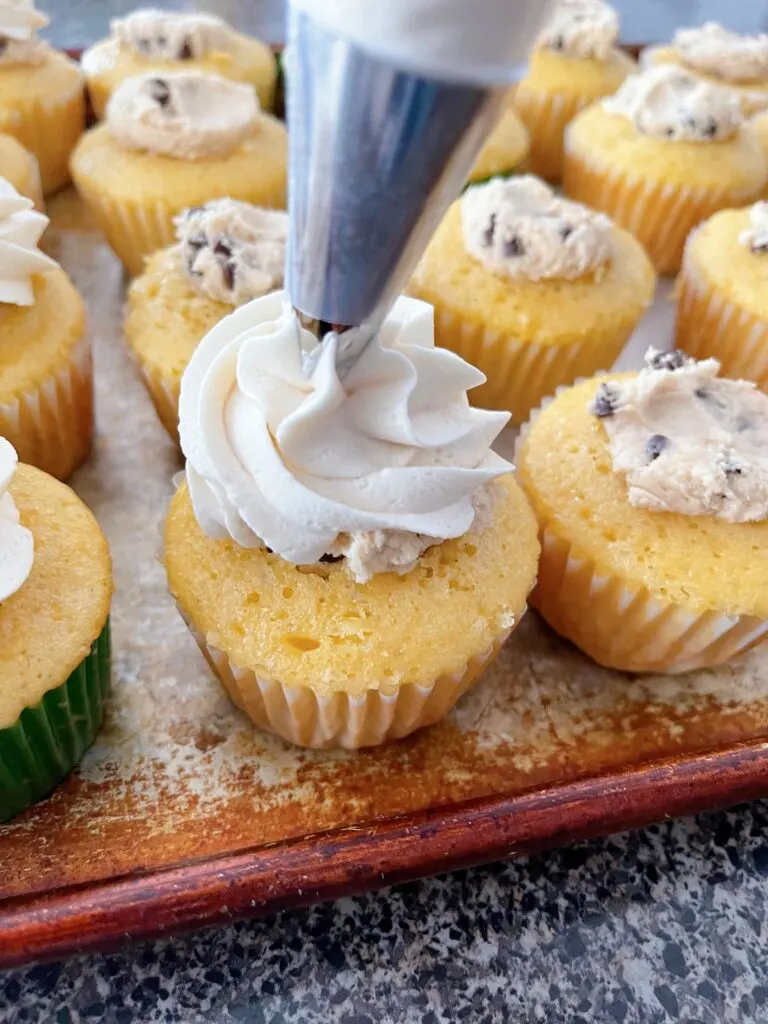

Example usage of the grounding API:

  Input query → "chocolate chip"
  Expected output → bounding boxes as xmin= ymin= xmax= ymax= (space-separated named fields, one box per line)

xmin=551 ymin=34 xmax=564 ymax=51
xmin=704 ymin=117 xmax=718 ymax=138
xmin=179 ymin=39 xmax=193 ymax=59
xmin=504 ymin=236 xmax=525 ymax=257
xmin=591 ymin=382 xmax=620 ymax=419
xmin=483 ymin=214 xmax=496 ymax=248
xmin=213 ymin=239 xmax=233 ymax=259
xmin=156 ymin=34 xmax=167 ymax=47
xmin=645 ymin=434 xmax=669 ymax=461
xmin=665 ymin=126 xmax=675 ymax=137
xmin=649 ymin=350 xmax=687 ymax=371
xmin=561 ymin=225 xmax=574 ymax=241
xmin=186 ymin=233 xmax=206 ymax=250
xmin=319 ymin=553 xmax=343 ymax=564
xmin=222 ymin=261 xmax=236 ymax=291
xmin=149 ymin=78 xmax=171 ymax=108
xmin=695 ymin=387 xmax=726 ymax=410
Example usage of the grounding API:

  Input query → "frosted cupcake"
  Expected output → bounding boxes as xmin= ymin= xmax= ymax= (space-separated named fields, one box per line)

xmin=164 ymin=293 xmax=540 ymax=749
xmin=468 ymin=97 xmax=530 ymax=185
xmin=0 ymin=0 xmax=85 ymax=195
xmin=649 ymin=23 xmax=768 ymax=117
xmin=676 ymin=202 xmax=768 ymax=390
xmin=513 ymin=0 xmax=635 ymax=182
xmin=0 ymin=178 xmax=91 ymax=480
xmin=564 ymin=65 xmax=768 ymax=274
xmin=517 ymin=350 xmax=768 ymax=674
xmin=126 ymin=198 xmax=287 ymax=442
xmin=0 ymin=133 xmax=42 ymax=209
xmin=70 ymin=71 xmax=288 ymax=276
xmin=81 ymin=8 xmax=277 ymax=120
xmin=408 ymin=176 xmax=656 ymax=423
xmin=0 ymin=438 xmax=112 ymax=821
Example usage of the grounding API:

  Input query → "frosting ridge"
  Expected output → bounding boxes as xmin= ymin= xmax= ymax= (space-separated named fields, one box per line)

xmin=0 ymin=176 xmax=58 ymax=306
xmin=539 ymin=0 xmax=618 ymax=62
xmin=0 ymin=438 xmax=33 ymax=604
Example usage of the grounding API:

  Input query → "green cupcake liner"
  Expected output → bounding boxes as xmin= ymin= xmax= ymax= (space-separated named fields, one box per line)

xmin=0 ymin=618 xmax=111 ymax=823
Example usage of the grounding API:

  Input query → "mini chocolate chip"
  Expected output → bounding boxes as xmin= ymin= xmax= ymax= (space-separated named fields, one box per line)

xmin=645 ymin=434 xmax=669 ymax=461
xmin=265 ymin=546 xmax=273 ymax=554
xmin=137 ymin=37 xmax=151 ymax=52
xmin=483 ymin=214 xmax=496 ymax=247
xmin=704 ymin=117 xmax=718 ymax=138
xmin=213 ymin=239 xmax=233 ymax=259
xmin=186 ymin=233 xmax=207 ymax=250
xmin=591 ymin=382 xmax=619 ymax=418
xmin=156 ymin=34 xmax=167 ymax=47
xmin=222 ymin=261 xmax=236 ymax=291
xmin=561 ymin=225 xmax=574 ymax=241
xmin=504 ymin=236 xmax=525 ymax=257
xmin=649 ymin=350 xmax=687 ymax=371
xmin=149 ymin=78 xmax=171 ymax=108
xmin=665 ymin=126 xmax=675 ymax=137
xmin=178 ymin=39 xmax=193 ymax=59
xmin=319 ymin=553 xmax=343 ymax=564
xmin=550 ymin=34 xmax=564 ymax=51
xmin=722 ymin=457 xmax=743 ymax=476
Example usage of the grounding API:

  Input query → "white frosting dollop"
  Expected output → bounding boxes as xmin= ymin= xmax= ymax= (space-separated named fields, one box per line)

xmin=739 ymin=200 xmax=768 ymax=254
xmin=175 ymin=199 xmax=287 ymax=305
xmin=0 ymin=176 xmax=58 ymax=306
xmin=461 ymin=175 xmax=612 ymax=281
xmin=106 ymin=71 xmax=259 ymax=160
xmin=111 ymin=9 xmax=235 ymax=62
xmin=674 ymin=22 xmax=768 ymax=84
xmin=539 ymin=0 xmax=618 ymax=61
xmin=0 ymin=438 xmax=33 ymax=604
xmin=179 ymin=291 xmax=512 ymax=581
xmin=591 ymin=349 xmax=768 ymax=523
xmin=604 ymin=65 xmax=743 ymax=142
xmin=0 ymin=0 xmax=49 ymax=65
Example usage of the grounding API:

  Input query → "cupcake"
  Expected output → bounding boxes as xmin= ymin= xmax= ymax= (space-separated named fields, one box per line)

xmin=648 ymin=23 xmax=768 ymax=117
xmin=0 ymin=178 xmax=92 ymax=480
xmin=517 ymin=349 xmax=768 ymax=674
xmin=513 ymin=0 xmax=635 ymax=183
xmin=126 ymin=198 xmax=288 ymax=443
xmin=564 ymin=65 xmax=768 ymax=275
xmin=165 ymin=292 xmax=540 ymax=749
xmin=0 ymin=438 xmax=112 ymax=821
xmin=468 ymin=97 xmax=529 ymax=186
xmin=0 ymin=133 xmax=42 ymax=209
xmin=81 ymin=8 xmax=277 ymax=121
xmin=0 ymin=0 xmax=85 ymax=195
xmin=676 ymin=202 xmax=768 ymax=390
xmin=70 ymin=71 xmax=288 ymax=276
xmin=407 ymin=176 xmax=656 ymax=423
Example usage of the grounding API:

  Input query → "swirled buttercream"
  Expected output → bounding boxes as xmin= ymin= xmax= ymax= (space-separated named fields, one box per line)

xmin=0 ymin=437 xmax=33 ymax=603
xmin=0 ymin=176 xmax=58 ymax=306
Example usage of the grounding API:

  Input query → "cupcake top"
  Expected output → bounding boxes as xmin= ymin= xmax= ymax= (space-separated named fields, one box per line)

xmin=105 ymin=71 xmax=259 ymax=160
xmin=0 ymin=438 xmax=33 ymax=603
xmin=179 ymin=291 xmax=511 ymax=582
xmin=538 ymin=0 xmax=618 ymax=62
xmin=461 ymin=175 xmax=612 ymax=281
xmin=603 ymin=64 xmax=743 ymax=142
xmin=110 ymin=8 xmax=235 ymax=62
xmin=739 ymin=200 xmax=768 ymax=254
xmin=0 ymin=176 xmax=57 ymax=306
xmin=0 ymin=0 xmax=49 ymax=66
xmin=174 ymin=198 xmax=287 ymax=305
xmin=590 ymin=349 xmax=768 ymax=523
xmin=672 ymin=22 xmax=768 ymax=84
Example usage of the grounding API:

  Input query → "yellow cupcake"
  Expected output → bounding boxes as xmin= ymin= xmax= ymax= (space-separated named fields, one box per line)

xmin=468 ymin=98 xmax=530 ymax=185
xmin=0 ymin=181 xmax=91 ymax=480
xmin=513 ymin=1 xmax=635 ymax=182
xmin=0 ymin=134 xmax=42 ymax=209
xmin=408 ymin=176 xmax=656 ymax=424
xmin=0 ymin=441 xmax=112 ymax=821
xmin=752 ymin=111 xmax=768 ymax=195
xmin=676 ymin=204 xmax=768 ymax=390
xmin=81 ymin=9 xmax=277 ymax=120
xmin=517 ymin=358 xmax=768 ymax=674
xmin=564 ymin=66 xmax=768 ymax=275
xmin=70 ymin=71 xmax=288 ymax=276
xmin=126 ymin=199 xmax=287 ymax=443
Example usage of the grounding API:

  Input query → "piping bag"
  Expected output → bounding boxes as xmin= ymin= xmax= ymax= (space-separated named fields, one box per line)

xmin=285 ymin=0 xmax=553 ymax=371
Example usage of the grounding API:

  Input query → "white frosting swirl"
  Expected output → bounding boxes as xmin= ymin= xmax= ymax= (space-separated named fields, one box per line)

xmin=0 ymin=176 xmax=58 ymax=306
xmin=739 ymin=200 xmax=768 ymax=253
xmin=106 ymin=71 xmax=259 ymax=160
xmin=111 ymin=9 xmax=235 ymax=62
xmin=0 ymin=438 xmax=33 ymax=604
xmin=179 ymin=291 xmax=512 ymax=579
xmin=539 ymin=0 xmax=618 ymax=61
xmin=674 ymin=22 xmax=768 ymax=84
xmin=0 ymin=0 xmax=49 ymax=65
xmin=604 ymin=65 xmax=743 ymax=142
xmin=461 ymin=175 xmax=612 ymax=281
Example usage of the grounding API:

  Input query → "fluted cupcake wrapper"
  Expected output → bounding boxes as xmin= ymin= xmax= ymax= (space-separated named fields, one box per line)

xmin=676 ymin=251 xmax=768 ymax=389
xmin=136 ymin=362 xmax=181 ymax=446
xmin=514 ymin=87 xmax=589 ymax=183
xmin=21 ymin=153 xmax=44 ymax=212
xmin=0 ymin=618 xmax=111 ymax=823
xmin=181 ymin=609 xmax=514 ymax=750
xmin=0 ymin=334 xmax=93 ymax=481
xmin=74 ymin=185 xmax=178 ymax=277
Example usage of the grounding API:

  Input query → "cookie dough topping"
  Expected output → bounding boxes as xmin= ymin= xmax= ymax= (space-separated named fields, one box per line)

xmin=739 ymin=201 xmax=768 ymax=254
xmin=539 ymin=0 xmax=618 ymax=62
xmin=461 ymin=175 xmax=612 ymax=281
xmin=604 ymin=65 xmax=743 ymax=141
xmin=111 ymin=8 xmax=235 ymax=62
xmin=106 ymin=71 xmax=258 ymax=160
xmin=673 ymin=22 xmax=768 ymax=84
xmin=0 ymin=438 xmax=33 ymax=604
xmin=0 ymin=177 xmax=58 ymax=306
xmin=590 ymin=349 xmax=768 ymax=523
xmin=179 ymin=292 xmax=511 ymax=583
xmin=175 ymin=199 xmax=288 ymax=306
xmin=0 ymin=0 xmax=49 ymax=66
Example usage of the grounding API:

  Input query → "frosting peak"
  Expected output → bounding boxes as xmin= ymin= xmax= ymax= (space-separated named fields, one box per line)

xmin=739 ymin=201 xmax=768 ymax=254
xmin=604 ymin=65 xmax=743 ymax=142
xmin=0 ymin=0 xmax=49 ymax=65
xmin=175 ymin=199 xmax=287 ymax=305
xmin=0 ymin=177 xmax=58 ymax=306
xmin=179 ymin=291 xmax=512 ymax=581
xmin=539 ymin=0 xmax=618 ymax=61
xmin=461 ymin=175 xmax=612 ymax=281
xmin=106 ymin=71 xmax=259 ymax=160
xmin=0 ymin=438 xmax=33 ymax=604
xmin=111 ymin=9 xmax=235 ymax=62
xmin=674 ymin=22 xmax=768 ymax=84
